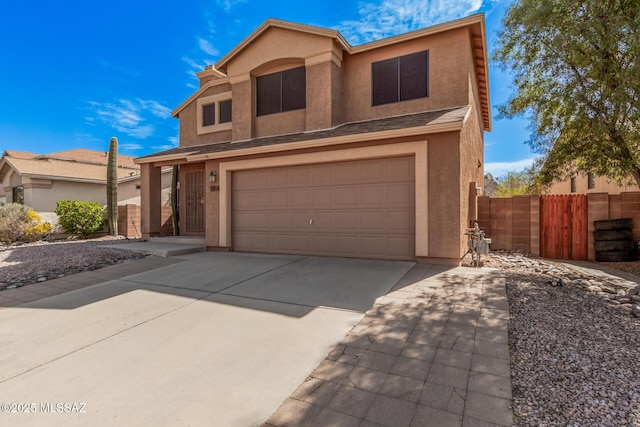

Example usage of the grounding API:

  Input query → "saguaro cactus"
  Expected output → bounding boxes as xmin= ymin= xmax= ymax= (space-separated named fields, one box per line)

xmin=107 ymin=137 xmax=118 ymax=236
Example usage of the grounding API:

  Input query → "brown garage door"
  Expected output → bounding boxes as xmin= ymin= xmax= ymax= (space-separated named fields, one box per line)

xmin=232 ymin=156 xmax=415 ymax=260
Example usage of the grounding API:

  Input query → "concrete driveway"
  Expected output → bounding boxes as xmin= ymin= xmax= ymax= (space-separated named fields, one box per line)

xmin=0 ymin=252 xmax=413 ymax=426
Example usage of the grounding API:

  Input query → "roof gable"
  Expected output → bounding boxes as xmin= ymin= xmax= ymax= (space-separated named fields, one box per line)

xmin=215 ymin=19 xmax=350 ymax=73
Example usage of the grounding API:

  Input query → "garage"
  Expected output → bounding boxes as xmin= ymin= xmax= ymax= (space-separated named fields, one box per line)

xmin=232 ymin=156 xmax=416 ymax=260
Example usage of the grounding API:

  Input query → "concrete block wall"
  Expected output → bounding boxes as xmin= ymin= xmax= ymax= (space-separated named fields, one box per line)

xmin=118 ymin=205 xmax=174 ymax=238
xmin=480 ymin=192 xmax=640 ymax=260
xmin=477 ymin=195 xmax=540 ymax=256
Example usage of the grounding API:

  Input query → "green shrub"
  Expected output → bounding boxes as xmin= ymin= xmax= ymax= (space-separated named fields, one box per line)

xmin=0 ymin=203 xmax=32 ymax=242
xmin=55 ymin=200 xmax=105 ymax=238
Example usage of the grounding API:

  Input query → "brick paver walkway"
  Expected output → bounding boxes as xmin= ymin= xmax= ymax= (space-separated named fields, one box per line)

xmin=264 ymin=264 xmax=513 ymax=427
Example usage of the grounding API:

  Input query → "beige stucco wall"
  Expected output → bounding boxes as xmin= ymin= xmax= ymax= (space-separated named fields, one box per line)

xmin=547 ymin=173 xmax=640 ymax=195
xmin=177 ymin=24 xmax=475 ymax=148
xmin=179 ymin=84 xmax=233 ymax=147
xmin=343 ymin=27 xmax=471 ymax=123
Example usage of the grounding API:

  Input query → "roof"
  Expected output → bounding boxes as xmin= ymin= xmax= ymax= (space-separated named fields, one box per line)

xmin=192 ymin=14 xmax=490 ymax=131
xmin=1 ymin=148 xmax=140 ymax=184
xmin=137 ymin=105 xmax=470 ymax=164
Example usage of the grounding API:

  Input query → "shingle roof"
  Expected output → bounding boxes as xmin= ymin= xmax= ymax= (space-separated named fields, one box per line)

xmin=2 ymin=149 xmax=139 ymax=183
xmin=138 ymin=105 xmax=470 ymax=162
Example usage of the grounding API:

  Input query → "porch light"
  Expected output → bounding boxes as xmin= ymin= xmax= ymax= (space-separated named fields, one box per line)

xmin=209 ymin=171 xmax=217 ymax=183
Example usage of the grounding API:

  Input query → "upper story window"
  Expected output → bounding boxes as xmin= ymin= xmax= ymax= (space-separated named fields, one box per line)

xmin=197 ymin=92 xmax=232 ymax=135
xmin=570 ymin=177 xmax=577 ymax=193
xmin=588 ymin=173 xmax=596 ymax=190
xmin=256 ymin=66 xmax=306 ymax=116
xmin=372 ymin=50 xmax=429 ymax=106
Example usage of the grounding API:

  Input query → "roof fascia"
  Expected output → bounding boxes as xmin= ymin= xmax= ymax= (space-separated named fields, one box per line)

xmin=171 ymin=77 xmax=230 ymax=117
xmin=188 ymin=120 xmax=463 ymax=162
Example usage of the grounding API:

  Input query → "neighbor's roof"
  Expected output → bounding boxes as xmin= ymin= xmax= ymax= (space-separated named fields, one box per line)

xmin=137 ymin=105 xmax=470 ymax=164
xmin=1 ymin=148 xmax=140 ymax=184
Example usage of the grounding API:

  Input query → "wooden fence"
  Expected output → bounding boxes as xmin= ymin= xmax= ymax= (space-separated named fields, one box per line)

xmin=540 ymin=195 xmax=587 ymax=260
xmin=478 ymin=192 xmax=640 ymax=261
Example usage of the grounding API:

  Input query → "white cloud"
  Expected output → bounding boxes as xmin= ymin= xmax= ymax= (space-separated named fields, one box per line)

xmin=198 ymin=38 xmax=219 ymax=56
xmin=339 ymin=0 xmax=485 ymax=44
xmin=86 ymin=98 xmax=172 ymax=139
xmin=484 ymin=158 xmax=536 ymax=178
xmin=152 ymin=136 xmax=179 ymax=151
xmin=215 ymin=0 xmax=247 ymax=11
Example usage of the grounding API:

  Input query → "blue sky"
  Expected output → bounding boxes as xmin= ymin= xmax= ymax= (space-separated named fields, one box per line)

xmin=0 ymin=0 xmax=533 ymax=178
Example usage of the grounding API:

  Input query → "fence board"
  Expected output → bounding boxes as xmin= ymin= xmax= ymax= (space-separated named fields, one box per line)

xmin=541 ymin=194 xmax=587 ymax=260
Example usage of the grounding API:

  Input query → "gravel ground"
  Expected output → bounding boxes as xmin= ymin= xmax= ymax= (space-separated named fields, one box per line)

xmin=486 ymin=252 xmax=640 ymax=426
xmin=0 ymin=236 xmax=146 ymax=290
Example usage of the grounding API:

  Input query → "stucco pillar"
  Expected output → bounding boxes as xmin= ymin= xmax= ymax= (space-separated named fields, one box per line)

xmin=140 ymin=163 xmax=162 ymax=239
xmin=230 ymin=76 xmax=252 ymax=141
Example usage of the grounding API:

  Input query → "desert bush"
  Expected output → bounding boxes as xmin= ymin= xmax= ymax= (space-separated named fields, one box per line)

xmin=0 ymin=203 xmax=51 ymax=243
xmin=55 ymin=200 xmax=105 ymax=238
xmin=0 ymin=203 xmax=32 ymax=242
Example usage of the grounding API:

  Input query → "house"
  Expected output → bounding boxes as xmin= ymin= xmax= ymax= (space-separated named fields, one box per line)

xmin=546 ymin=172 xmax=640 ymax=195
xmin=135 ymin=15 xmax=491 ymax=264
xmin=0 ymin=148 xmax=172 ymax=224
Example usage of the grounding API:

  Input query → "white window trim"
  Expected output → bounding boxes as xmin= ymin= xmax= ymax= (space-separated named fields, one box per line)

xmin=197 ymin=92 xmax=232 ymax=135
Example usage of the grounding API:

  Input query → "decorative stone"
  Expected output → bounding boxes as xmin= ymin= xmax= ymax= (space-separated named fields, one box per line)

xmin=6 ymin=284 xmax=17 ymax=289
xmin=587 ymin=286 xmax=602 ymax=293
xmin=36 ymin=277 xmax=47 ymax=282
xmin=601 ymin=286 xmax=617 ymax=294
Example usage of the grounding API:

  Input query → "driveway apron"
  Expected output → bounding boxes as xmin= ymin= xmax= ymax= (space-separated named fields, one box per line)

xmin=0 ymin=252 xmax=412 ymax=427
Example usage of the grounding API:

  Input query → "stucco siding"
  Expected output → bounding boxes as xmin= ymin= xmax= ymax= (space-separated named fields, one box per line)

xmin=427 ymin=132 xmax=462 ymax=260
xmin=343 ymin=28 xmax=471 ymax=124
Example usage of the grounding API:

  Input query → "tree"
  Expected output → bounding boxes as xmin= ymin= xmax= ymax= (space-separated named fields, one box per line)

xmin=495 ymin=163 xmax=542 ymax=197
xmin=494 ymin=0 xmax=640 ymax=187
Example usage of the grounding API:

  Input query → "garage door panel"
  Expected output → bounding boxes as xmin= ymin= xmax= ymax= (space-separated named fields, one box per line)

xmin=335 ymin=188 xmax=361 ymax=206
xmin=232 ymin=157 xmax=415 ymax=260
xmin=291 ymin=189 xmax=311 ymax=206
xmin=360 ymin=159 xmax=385 ymax=182
xmin=312 ymin=188 xmax=333 ymax=206
xmin=386 ymin=157 xmax=415 ymax=180
xmin=269 ymin=190 xmax=289 ymax=208
xmin=387 ymin=184 xmax=414 ymax=205
xmin=386 ymin=211 xmax=414 ymax=232
xmin=311 ymin=164 xmax=336 ymax=186
xmin=360 ymin=186 xmax=385 ymax=205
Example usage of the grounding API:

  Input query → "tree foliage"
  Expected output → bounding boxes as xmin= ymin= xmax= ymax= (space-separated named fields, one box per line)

xmin=495 ymin=162 xmax=542 ymax=197
xmin=494 ymin=0 xmax=640 ymax=187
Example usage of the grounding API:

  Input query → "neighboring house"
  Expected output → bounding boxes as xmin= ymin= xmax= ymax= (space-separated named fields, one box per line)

xmin=546 ymin=172 xmax=640 ymax=195
xmin=0 ymin=148 xmax=172 ymax=224
xmin=136 ymin=15 xmax=491 ymax=264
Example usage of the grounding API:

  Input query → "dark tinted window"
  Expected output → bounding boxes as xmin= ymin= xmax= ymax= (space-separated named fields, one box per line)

xmin=202 ymin=103 xmax=216 ymax=126
xmin=372 ymin=58 xmax=399 ymax=106
xmin=257 ymin=72 xmax=281 ymax=116
xmin=372 ymin=50 xmax=429 ymax=106
xmin=282 ymin=66 xmax=306 ymax=112
xmin=257 ymin=66 xmax=306 ymax=116
xmin=219 ymin=99 xmax=232 ymax=124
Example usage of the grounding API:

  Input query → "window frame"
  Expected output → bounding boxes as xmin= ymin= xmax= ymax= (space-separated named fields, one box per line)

xmin=256 ymin=65 xmax=306 ymax=117
xmin=196 ymin=92 xmax=232 ymax=135
xmin=12 ymin=186 xmax=24 ymax=204
xmin=372 ymin=50 xmax=429 ymax=107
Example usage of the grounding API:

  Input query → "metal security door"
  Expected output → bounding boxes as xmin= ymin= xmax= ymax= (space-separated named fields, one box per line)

xmin=184 ymin=170 xmax=205 ymax=233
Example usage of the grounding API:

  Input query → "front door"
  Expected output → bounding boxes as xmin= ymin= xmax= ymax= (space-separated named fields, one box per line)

xmin=184 ymin=170 xmax=205 ymax=234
